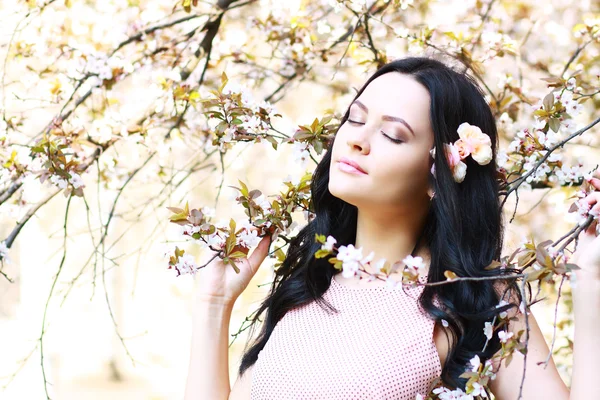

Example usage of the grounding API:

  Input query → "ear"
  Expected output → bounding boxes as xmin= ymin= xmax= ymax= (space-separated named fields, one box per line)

xmin=427 ymin=187 xmax=436 ymax=199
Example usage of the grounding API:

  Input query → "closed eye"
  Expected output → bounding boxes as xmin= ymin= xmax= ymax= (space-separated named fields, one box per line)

xmin=346 ymin=119 xmax=404 ymax=144
xmin=347 ymin=119 xmax=364 ymax=125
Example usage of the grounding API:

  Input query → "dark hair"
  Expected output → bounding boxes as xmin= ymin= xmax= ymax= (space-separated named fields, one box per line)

xmin=238 ymin=56 xmax=523 ymax=391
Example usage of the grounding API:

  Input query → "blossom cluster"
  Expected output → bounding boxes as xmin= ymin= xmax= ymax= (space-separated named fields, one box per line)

xmin=500 ymin=80 xmax=590 ymax=190
xmin=199 ymin=73 xmax=281 ymax=153
xmin=315 ymin=234 xmax=428 ymax=288
xmin=166 ymin=175 xmax=311 ymax=275
xmin=430 ymin=122 xmax=492 ymax=183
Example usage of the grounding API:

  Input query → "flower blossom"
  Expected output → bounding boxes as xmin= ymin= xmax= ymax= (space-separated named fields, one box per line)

xmin=498 ymin=330 xmax=514 ymax=343
xmin=336 ymin=244 xmax=365 ymax=278
xmin=238 ymin=229 xmax=260 ymax=248
xmin=321 ymin=235 xmax=337 ymax=252
xmin=173 ymin=254 xmax=198 ymax=276
xmin=483 ymin=321 xmax=493 ymax=340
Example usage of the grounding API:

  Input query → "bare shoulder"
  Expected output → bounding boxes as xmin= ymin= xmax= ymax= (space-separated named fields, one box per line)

xmin=229 ymin=364 xmax=254 ymax=400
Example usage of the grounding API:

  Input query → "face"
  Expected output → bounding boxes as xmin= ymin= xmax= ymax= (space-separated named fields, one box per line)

xmin=329 ymin=72 xmax=435 ymax=212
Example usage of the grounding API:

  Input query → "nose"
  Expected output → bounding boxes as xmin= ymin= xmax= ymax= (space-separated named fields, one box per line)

xmin=346 ymin=126 xmax=371 ymax=155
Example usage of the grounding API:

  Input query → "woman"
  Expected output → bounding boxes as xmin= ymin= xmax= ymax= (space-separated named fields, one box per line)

xmin=185 ymin=57 xmax=600 ymax=399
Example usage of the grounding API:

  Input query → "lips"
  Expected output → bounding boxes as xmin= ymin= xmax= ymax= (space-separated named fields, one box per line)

xmin=337 ymin=157 xmax=367 ymax=175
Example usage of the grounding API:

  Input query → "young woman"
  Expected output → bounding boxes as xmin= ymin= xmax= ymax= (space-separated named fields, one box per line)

xmin=185 ymin=57 xmax=600 ymax=400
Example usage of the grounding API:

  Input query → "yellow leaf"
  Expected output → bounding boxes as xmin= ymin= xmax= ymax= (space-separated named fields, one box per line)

xmin=444 ymin=270 xmax=458 ymax=280
xmin=169 ymin=202 xmax=189 ymax=222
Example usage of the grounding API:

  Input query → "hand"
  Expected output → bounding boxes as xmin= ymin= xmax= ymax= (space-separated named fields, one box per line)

xmin=570 ymin=173 xmax=600 ymax=279
xmin=194 ymin=234 xmax=272 ymax=306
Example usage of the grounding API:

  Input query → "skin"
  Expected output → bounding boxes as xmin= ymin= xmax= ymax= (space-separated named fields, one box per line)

xmin=329 ymin=72 xmax=434 ymax=280
xmin=224 ymin=73 xmax=600 ymax=399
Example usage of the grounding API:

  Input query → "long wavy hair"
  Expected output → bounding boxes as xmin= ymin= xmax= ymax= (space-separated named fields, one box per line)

xmin=238 ymin=56 xmax=523 ymax=391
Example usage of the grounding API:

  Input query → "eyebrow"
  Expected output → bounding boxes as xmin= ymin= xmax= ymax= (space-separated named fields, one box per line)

xmin=352 ymin=100 xmax=415 ymax=137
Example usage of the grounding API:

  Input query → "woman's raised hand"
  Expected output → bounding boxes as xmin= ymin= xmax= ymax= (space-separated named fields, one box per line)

xmin=194 ymin=234 xmax=273 ymax=306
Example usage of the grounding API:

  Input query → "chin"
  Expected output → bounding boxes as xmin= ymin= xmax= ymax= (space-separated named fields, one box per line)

xmin=328 ymin=180 xmax=363 ymax=207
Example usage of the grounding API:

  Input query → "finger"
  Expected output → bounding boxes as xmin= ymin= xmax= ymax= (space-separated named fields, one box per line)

xmin=588 ymin=177 xmax=600 ymax=190
xmin=585 ymin=218 xmax=598 ymax=236
xmin=581 ymin=192 xmax=600 ymax=208
xmin=247 ymin=235 xmax=272 ymax=274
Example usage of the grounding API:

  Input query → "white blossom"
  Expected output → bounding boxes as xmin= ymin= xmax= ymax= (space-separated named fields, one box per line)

xmin=254 ymin=194 xmax=272 ymax=212
xmin=496 ymin=300 xmax=509 ymax=318
xmin=322 ymin=235 xmax=337 ymax=252
xmin=238 ymin=229 xmax=260 ymax=248
xmin=182 ymin=224 xmax=201 ymax=236
xmin=371 ymin=258 xmax=386 ymax=275
xmin=433 ymin=386 xmax=474 ymax=400
xmin=292 ymin=141 xmax=310 ymax=168
xmin=336 ymin=244 xmax=364 ymax=278
xmin=402 ymin=254 xmax=427 ymax=277
xmin=471 ymin=382 xmax=487 ymax=397
xmin=69 ymin=172 xmax=84 ymax=189
xmin=173 ymin=253 xmax=198 ymax=276
xmin=50 ymin=174 xmax=68 ymax=189
xmin=201 ymin=206 xmax=216 ymax=219
xmin=533 ymin=118 xmax=546 ymax=130
xmin=483 ymin=321 xmax=493 ymax=340
xmin=498 ymin=330 xmax=514 ymax=343
xmin=469 ymin=354 xmax=481 ymax=372
xmin=205 ymin=233 xmax=226 ymax=249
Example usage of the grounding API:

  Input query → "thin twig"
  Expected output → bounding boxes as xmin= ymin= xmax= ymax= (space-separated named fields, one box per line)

xmin=517 ymin=277 xmax=530 ymax=400
xmin=39 ymin=194 xmax=73 ymax=400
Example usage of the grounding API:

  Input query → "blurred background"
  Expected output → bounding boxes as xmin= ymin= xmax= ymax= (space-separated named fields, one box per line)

xmin=1 ymin=0 xmax=599 ymax=398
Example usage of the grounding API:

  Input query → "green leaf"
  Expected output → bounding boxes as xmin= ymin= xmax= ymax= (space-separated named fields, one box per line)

xmin=238 ymin=180 xmax=249 ymax=197
xmin=548 ymin=118 xmax=561 ymax=133
xmin=525 ymin=268 xmax=547 ymax=282
xmin=228 ymin=258 xmax=240 ymax=273
xmin=542 ymin=92 xmax=555 ymax=111
xmin=219 ymin=71 xmax=229 ymax=93
xmin=229 ymin=251 xmax=248 ymax=259
xmin=265 ymin=135 xmax=278 ymax=150
xmin=310 ymin=118 xmax=319 ymax=132
xmin=169 ymin=202 xmax=189 ymax=222
xmin=225 ymin=236 xmax=235 ymax=254
xmin=315 ymin=233 xmax=326 ymax=244
xmin=275 ymin=248 xmax=286 ymax=261
xmin=293 ymin=131 xmax=313 ymax=141
xmin=313 ymin=140 xmax=323 ymax=154
xmin=315 ymin=249 xmax=330 ymax=258
xmin=564 ymin=263 xmax=581 ymax=271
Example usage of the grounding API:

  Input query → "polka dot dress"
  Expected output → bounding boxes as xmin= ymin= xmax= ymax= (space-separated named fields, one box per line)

xmin=249 ymin=274 xmax=442 ymax=399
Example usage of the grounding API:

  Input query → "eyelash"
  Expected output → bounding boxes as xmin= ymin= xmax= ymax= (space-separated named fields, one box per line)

xmin=346 ymin=119 xmax=404 ymax=144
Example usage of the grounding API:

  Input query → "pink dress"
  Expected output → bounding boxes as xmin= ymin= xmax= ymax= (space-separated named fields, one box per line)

xmin=250 ymin=274 xmax=442 ymax=399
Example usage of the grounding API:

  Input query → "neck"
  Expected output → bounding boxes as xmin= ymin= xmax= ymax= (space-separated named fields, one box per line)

xmin=354 ymin=204 xmax=430 ymax=276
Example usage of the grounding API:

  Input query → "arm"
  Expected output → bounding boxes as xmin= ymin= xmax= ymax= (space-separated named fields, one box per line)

xmin=184 ymin=296 xmax=234 ymax=400
xmin=488 ymin=304 xmax=569 ymax=400
xmin=569 ymin=270 xmax=600 ymax=399
xmin=184 ymin=235 xmax=272 ymax=400
xmin=490 ymin=270 xmax=600 ymax=400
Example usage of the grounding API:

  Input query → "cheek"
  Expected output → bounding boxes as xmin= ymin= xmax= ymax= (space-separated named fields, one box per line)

xmin=372 ymin=151 xmax=429 ymax=194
